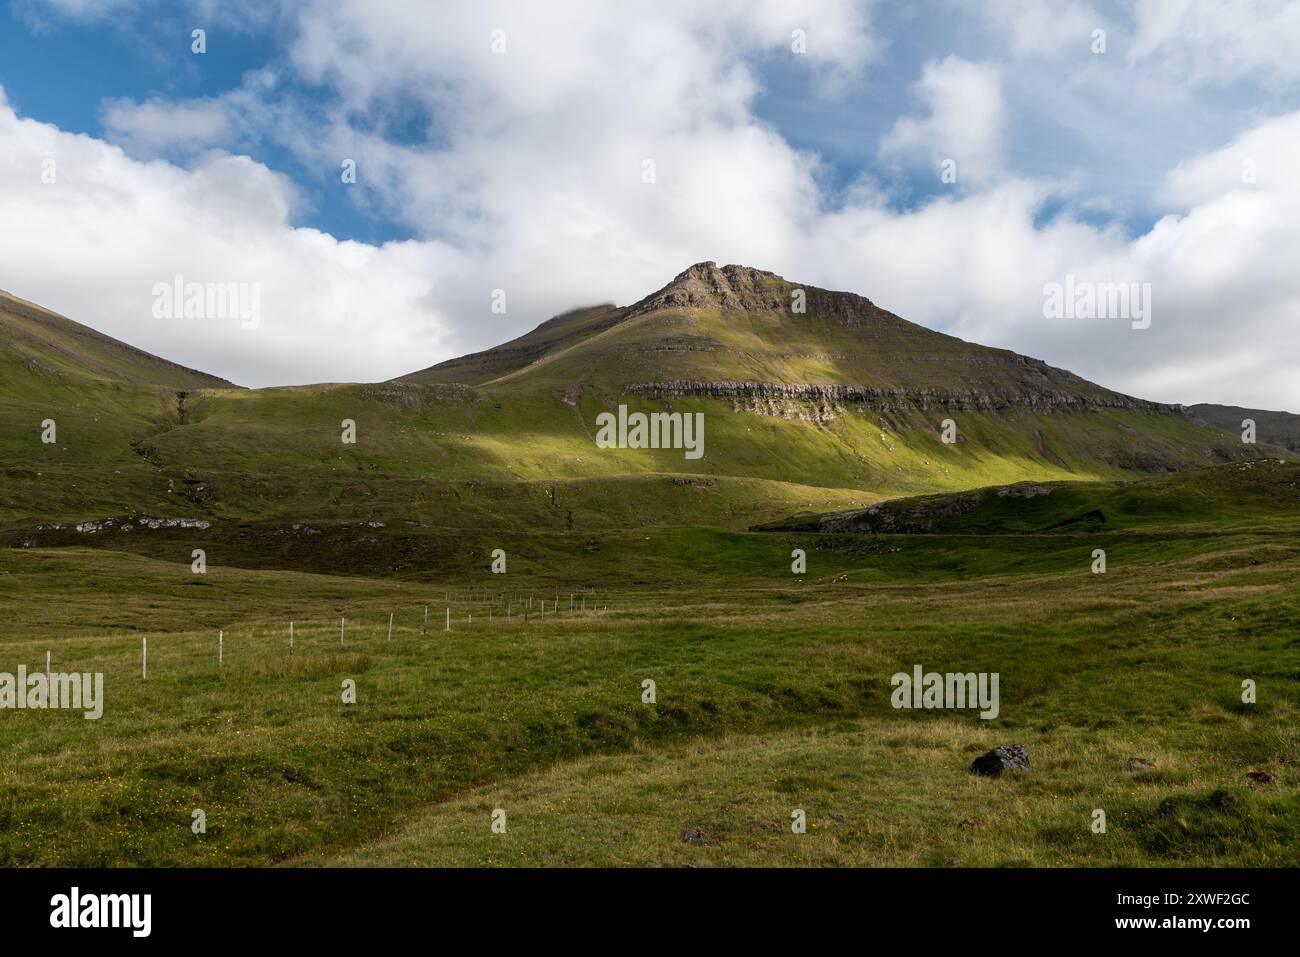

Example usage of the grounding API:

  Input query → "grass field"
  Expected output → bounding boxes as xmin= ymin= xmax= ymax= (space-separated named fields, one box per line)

xmin=2 ymin=463 xmax=1296 ymax=866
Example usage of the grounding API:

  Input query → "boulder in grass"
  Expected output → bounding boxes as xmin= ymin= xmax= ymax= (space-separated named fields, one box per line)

xmin=971 ymin=744 xmax=1030 ymax=777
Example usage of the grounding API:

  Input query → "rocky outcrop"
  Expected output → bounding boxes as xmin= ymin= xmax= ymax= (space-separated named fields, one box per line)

xmin=359 ymin=382 xmax=477 ymax=410
xmin=971 ymin=744 xmax=1031 ymax=777
xmin=625 ymin=379 xmax=1183 ymax=417
xmin=814 ymin=493 xmax=983 ymax=534
xmin=624 ymin=261 xmax=906 ymax=329
xmin=626 ymin=262 xmax=788 ymax=317
xmin=30 ymin=516 xmax=212 ymax=535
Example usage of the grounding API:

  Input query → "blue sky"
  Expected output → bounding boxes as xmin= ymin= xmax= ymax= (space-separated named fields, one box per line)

xmin=2 ymin=0 xmax=1207 ymax=240
xmin=0 ymin=3 xmax=404 ymax=244
xmin=1 ymin=0 xmax=1299 ymax=408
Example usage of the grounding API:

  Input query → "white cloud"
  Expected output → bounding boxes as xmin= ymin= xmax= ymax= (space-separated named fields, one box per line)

xmin=1163 ymin=112 xmax=1299 ymax=205
xmin=245 ymin=0 xmax=877 ymax=354
xmin=0 ymin=87 xmax=460 ymax=387
xmin=3 ymin=0 xmax=882 ymax=387
xmin=819 ymin=113 xmax=1300 ymax=412
xmin=13 ymin=0 xmax=138 ymax=24
xmin=1130 ymin=0 xmax=1300 ymax=89
xmin=101 ymin=97 xmax=233 ymax=157
xmin=878 ymin=57 xmax=1006 ymax=185
xmin=984 ymin=0 xmax=1102 ymax=57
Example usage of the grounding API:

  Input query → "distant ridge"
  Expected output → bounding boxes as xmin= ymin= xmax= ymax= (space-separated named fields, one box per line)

xmin=0 ymin=289 xmax=238 ymax=391
xmin=1189 ymin=403 xmax=1300 ymax=452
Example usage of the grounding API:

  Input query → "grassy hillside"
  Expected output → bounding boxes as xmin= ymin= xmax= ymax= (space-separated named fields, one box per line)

xmin=0 ymin=292 xmax=245 ymax=520
xmin=759 ymin=459 xmax=1300 ymax=536
xmin=0 ymin=290 xmax=236 ymax=391
xmin=1 ymin=266 xmax=1283 ymax=551
xmin=2 ymin=273 xmax=1296 ymax=869
xmin=399 ymin=304 xmax=623 ymax=385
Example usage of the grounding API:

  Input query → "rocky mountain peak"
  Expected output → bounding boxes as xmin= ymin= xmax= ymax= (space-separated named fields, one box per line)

xmin=626 ymin=261 xmax=885 ymax=329
xmin=627 ymin=261 xmax=789 ymax=317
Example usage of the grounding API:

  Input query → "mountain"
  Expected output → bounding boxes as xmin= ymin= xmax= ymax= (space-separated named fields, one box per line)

xmin=0 ymin=265 xmax=1288 ymax=571
xmin=400 ymin=262 xmax=1172 ymax=410
xmin=0 ymin=289 xmax=237 ymax=391
xmin=1188 ymin=403 xmax=1300 ymax=452
xmin=388 ymin=262 xmax=1276 ymax=497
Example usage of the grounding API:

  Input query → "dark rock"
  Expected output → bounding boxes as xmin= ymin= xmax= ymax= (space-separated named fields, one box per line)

xmin=971 ymin=744 xmax=1030 ymax=777
xmin=624 ymin=379 xmax=1181 ymax=419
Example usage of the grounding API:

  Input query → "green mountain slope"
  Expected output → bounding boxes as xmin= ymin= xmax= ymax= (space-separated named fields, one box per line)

xmin=0 ymin=289 xmax=236 ymax=391
xmin=0 ymin=290 xmax=241 ymax=519
xmin=0 ymin=265 xmax=1287 ymax=565
xmin=398 ymin=304 xmax=623 ymax=386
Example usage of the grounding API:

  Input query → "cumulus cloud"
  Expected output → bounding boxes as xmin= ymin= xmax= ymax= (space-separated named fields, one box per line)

xmin=101 ymin=97 xmax=233 ymax=157
xmin=0 ymin=87 xmax=459 ymax=387
xmin=249 ymin=0 xmax=877 ymax=358
xmin=1130 ymin=0 xmax=1300 ymax=89
xmin=823 ymin=112 xmax=1300 ymax=413
xmin=878 ymin=57 xmax=1006 ymax=185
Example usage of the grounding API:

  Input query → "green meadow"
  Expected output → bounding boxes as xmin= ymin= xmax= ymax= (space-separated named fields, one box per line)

xmin=1 ymin=462 xmax=1297 ymax=866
